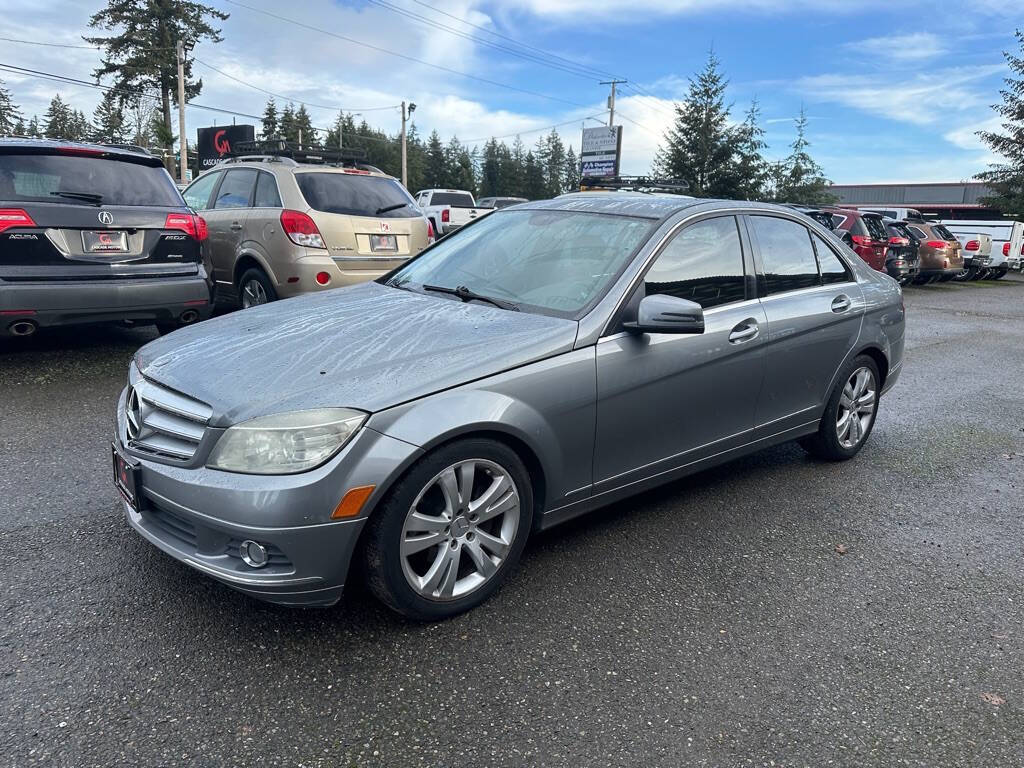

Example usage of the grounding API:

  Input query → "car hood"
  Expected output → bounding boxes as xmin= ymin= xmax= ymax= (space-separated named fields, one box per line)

xmin=135 ymin=281 xmax=579 ymax=425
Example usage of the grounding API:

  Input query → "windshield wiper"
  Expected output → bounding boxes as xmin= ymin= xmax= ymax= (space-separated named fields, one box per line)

xmin=422 ymin=284 xmax=519 ymax=311
xmin=50 ymin=190 xmax=104 ymax=206
xmin=375 ymin=203 xmax=409 ymax=215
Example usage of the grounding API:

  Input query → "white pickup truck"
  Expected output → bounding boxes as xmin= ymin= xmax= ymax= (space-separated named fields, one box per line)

xmin=414 ymin=189 xmax=491 ymax=237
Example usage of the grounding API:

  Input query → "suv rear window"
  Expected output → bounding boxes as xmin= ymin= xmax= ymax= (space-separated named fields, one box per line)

xmin=0 ymin=152 xmax=182 ymax=207
xmin=296 ymin=173 xmax=418 ymax=218
xmin=932 ymin=224 xmax=957 ymax=241
xmin=863 ymin=215 xmax=889 ymax=241
xmin=430 ymin=192 xmax=475 ymax=207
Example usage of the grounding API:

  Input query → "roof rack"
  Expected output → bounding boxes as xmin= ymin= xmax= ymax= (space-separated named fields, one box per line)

xmin=226 ymin=139 xmax=369 ymax=167
xmin=579 ymin=175 xmax=690 ymax=194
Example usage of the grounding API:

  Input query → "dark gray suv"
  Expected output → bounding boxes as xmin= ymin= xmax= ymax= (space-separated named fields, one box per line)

xmin=0 ymin=139 xmax=212 ymax=337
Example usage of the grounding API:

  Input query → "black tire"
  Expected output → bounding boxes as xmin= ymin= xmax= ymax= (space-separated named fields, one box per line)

xmin=362 ymin=438 xmax=533 ymax=621
xmin=799 ymin=354 xmax=881 ymax=462
xmin=237 ymin=267 xmax=277 ymax=309
xmin=992 ymin=269 xmax=1007 ymax=280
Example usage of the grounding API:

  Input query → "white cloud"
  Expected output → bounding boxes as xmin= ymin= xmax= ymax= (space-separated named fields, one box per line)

xmin=844 ymin=32 xmax=949 ymax=63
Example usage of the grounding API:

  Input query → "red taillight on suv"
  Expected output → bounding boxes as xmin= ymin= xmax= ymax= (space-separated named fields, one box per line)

xmin=280 ymin=210 xmax=326 ymax=249
xmin=164 ymin=212 xmax=208 ymax=241
xmin=964 ymin=240 xmax=980 ymax=251
xmin=888 ymin=236 xmax=909 ymax=246
xmin=850 ymin=234 xmax=869 ymax=246
xmin=1003 ymin=242 xmax=1011 ymax=256
xmin=0 ymin=208 xmax=36 ymax=234
xmin=441 ymin=209 xmax=450 ymax=223
xmin=925 ymin=240 xmax=947 ymax=249
xmin=426 ymin=219 xmax=435 ymax=244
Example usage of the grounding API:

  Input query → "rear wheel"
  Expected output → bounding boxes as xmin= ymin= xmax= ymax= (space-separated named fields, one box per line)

xmin=238 ymin=267 xmax=276 ymax=309
xmin=799 ymin=354 xmax=880 ymax=461
xmin=362 ymin=438 xmax=533 ymax=620
xmin=992 ymin=269 xmax=1007 ymax=280
xmin=953 ymin=267 xmax=972 ymax=282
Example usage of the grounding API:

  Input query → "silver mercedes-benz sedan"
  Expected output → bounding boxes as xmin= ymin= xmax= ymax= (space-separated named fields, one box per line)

xmin=112 ymin=194 xmax=905 ymax=620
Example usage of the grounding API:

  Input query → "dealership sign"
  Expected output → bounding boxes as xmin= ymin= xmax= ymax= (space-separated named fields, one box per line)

xmin=580 ymin=125 xmax=622 ymax=178
xmin=197 ymin=124 xmax=256 ymax=168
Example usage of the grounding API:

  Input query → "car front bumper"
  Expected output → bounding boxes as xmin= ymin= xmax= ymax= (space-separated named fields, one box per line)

xmin=0 ymin=274 xmax=212 ymax=335
xmin=115 ymin=388 xmax=422 ymax=606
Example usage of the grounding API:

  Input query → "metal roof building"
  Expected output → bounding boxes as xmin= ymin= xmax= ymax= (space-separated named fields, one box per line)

xmin=828 ymin=182 xmax=1003 ymax=219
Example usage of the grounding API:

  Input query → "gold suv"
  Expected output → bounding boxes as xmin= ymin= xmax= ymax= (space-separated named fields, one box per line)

xmin=182 ymin=148 xmax=432 ymax=307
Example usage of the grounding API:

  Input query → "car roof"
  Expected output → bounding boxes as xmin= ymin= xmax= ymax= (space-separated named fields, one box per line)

xmin=529 ymin=193 xmax=806 ymax=221
xmin=0 ymin=137 xmax=163 ymax=167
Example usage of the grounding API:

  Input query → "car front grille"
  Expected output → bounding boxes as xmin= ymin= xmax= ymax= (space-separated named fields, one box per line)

xmin=125 ymin=376 xmax=212 ymax=461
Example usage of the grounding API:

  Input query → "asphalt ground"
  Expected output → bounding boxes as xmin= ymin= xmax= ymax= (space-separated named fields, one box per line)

xmin=1 ymin=276 xmax=1023 ymax=767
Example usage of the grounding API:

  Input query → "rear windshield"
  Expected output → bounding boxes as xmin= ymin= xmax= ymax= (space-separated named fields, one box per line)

xmin=932 ymin=224 xmax=957 ymax=240
xmin=0 ymin=152 xmax=182 ymax=207
xmin=296 ymin=172 xmax=418 ymax=218
xmin=863 ymin=215 xmax=889 ymax=241
xmin=430 ymin=192 xmax=476 ymax=207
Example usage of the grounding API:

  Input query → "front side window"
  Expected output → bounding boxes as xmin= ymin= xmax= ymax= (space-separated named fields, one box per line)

xmin=182 ymin=170 xmax=220 ymax=211
xmin=812 ymin=233 xmax=852 ymax=284
xmin=214 ymin=169 xmax=257 ymax=209
xmin=751 ymin=215 xmax=820 ymax=295
xmin=385 ymin=209 xmax=656 ymax=318
xmin=644 ymin=216 xmax=746 ymax=309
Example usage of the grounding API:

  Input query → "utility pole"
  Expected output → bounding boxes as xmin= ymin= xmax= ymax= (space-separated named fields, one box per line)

xmin=176 ymin=40 xmax=187 ymax=184
xmin=600 ymin=79 xmax=627 ymax=127
xmin=401 ymin=101 xmax=416 ymax=188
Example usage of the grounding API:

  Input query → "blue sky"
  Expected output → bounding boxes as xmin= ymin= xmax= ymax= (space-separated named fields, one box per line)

xmin=2 ymin=0 xmax=1019 ymax=184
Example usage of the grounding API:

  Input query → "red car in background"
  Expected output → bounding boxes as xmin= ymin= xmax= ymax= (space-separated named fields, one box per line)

xmin=825 ymin=208 xmax=890 ymax=272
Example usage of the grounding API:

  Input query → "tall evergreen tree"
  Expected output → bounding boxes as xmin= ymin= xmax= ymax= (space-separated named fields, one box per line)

xmin=542 ymin=129 xmax=566 ymax=197
xmin=523 ymin=151 xmax=546 ymax=200
xmin=86 ymin=0 xmax=228 ymax=150
xmin=13 ymin=117 xmax=26 ymax=136
xmin=976 ymin=29 xmax=1024 ymax=215
xmin=293 ymin=104 xmax=316 ymax=147
xmin=653 ymin=51 xmax=743 ymax=198
xmin=261 ymin=97 xmax=279 ymax=139
xmin=505 ymin=136 xmax=527 ymax=197
xmin=732 ymin=99 xmax=770 ymax=200
xmin=27 ymin=115 xmax=41 ymax=138
xmin=479 ymin=138 xmax=502 ymax=197
xmin=563 ymin=145 xmax=580 ymax=193
xmin=0 ymin=78 xmax=23 ymax=136
xmin=425 ymin=131 xmax=446 ymax=187
xmin=772 ymin=107 xmax=835 ymax=205
xmin=43 ymin=95 xmax=72 ymax=139
xmin=279 ymin=102 xmax=296 ymax=143
xmin=92 ymin=96 xmax=128 ymax=143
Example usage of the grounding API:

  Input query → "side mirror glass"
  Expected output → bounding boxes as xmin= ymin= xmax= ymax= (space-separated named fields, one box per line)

xmin=623 ymin=294 xmax=705 ymax=335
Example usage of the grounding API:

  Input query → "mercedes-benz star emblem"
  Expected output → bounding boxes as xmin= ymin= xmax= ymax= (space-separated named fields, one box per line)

xmin=98 ymin=211 xmax=114 ymax=225
xmin=125 ymin=387 xmax=141 ymax=440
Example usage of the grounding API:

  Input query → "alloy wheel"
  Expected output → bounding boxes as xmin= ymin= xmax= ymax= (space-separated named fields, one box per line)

xmin=241 ymin=279 xmax=268 ymax=308
xmin=400 ymin=458 xmax=520 ymax=601
xmin=837 ymin=366 xmax=876 ymax=449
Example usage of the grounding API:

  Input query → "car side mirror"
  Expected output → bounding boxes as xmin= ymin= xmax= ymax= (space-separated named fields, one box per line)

xmin=623 ymin=294 xmax=705 ymax=335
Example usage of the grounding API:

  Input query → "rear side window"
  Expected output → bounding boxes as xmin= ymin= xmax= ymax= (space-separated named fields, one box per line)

xmin=812 ymin=233 xmax=852 ymax=284
xmin=213 ymin=169 xmax=257 ymax=209
xmin=253 ymin=172 xmax=281 ymax=208
xmin=297 ymin=173 xmax=418 ymax=218
xmin=429 ymin=192 xmax=475 ymax=207
xmin=0 ymin=152 xmax=182 ymax=207
xmin=751 ymin=216 xmax=821 ymax=295
xmin=644 ymin=216 xmax=746 ymax=309
xmin=863 ymin=216 xmax=889 ymax=241
xmin=932 ymin=224 xmax=957 ymax=241
xmin=830 ymin=214 xmax=847 ymax=228
xmin=908 ymin=226 xmax=929 ymax=240
xmin=849 ymin=218 xmax=870 ymax=237
xmin=183 ymin=170 xmax=220 ymax=210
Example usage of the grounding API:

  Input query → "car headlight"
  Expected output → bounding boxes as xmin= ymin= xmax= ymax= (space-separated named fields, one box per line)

xmin=207 ymin=408 xmax=366 ymax=474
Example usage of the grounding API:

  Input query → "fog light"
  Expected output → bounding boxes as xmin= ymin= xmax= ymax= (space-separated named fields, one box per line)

xmin=239 ymin=539 xmax=269 ymax=568
xmin=315 ymin=271 xmax=331 ymax=285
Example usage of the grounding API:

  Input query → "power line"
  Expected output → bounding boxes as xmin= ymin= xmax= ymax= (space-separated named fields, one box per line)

xmin=462 ymin=112 xmax=609 ymax=144
xmin=191 ymin=57 xmax=399 ymax=113
xmin=0 ymin=36 xmax=175 ymax=52
xmin=221 ymin=0 xmax=592 ymax=108
xmin=614 ymin=109 xmax=664 ymax=139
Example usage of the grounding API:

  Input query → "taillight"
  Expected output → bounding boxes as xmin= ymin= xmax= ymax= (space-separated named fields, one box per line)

xmin=925 ymin=240 xmax=947 ymax=249
xmin=1003 ymin=242 xmax=1011 ymax=256
xmin=426 ymin=219 xmax=435 ymax=243
xmin=888 ymin=236 xmax=909 ymax=246
xmin=441 ymin=209 xmax=450 ymax=223
xmin=964 ymin=240 xmax=979 ymax=251
xmin=0 ymin=208 xmax=36 ymax=234
xmin=57 ymin=146 xmax=105 ymax=156
xmin=850 ymin=234 xmax=869 ymax=246
xmin=280 ymin=210 xmax=325 ymax=249
xmin=164 ymin=212 xmax=208 ymax=241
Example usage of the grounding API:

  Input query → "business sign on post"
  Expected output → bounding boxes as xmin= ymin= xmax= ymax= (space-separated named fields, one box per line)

xmin=197 ymin=124 xmax=255 ymax=169
xmin=580 ymin=125 xmax=622 ymax=178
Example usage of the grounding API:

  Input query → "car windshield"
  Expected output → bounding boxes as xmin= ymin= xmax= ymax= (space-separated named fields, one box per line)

xmin=0 ymin=152 xmax=182 ymax=207
xmin=296 ymin=172 xmax=418 ymax=218
xmin=384 ymin=209 xmax=656 ymax=318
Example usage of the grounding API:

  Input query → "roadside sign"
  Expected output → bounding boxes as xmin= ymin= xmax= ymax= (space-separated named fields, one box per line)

xmin=580 ymin=126 xmax=622 ymax=179
xmin=197 ymin=125 xmax=256 ymax=169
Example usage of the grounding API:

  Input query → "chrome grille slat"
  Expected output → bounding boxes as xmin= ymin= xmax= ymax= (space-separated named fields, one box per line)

xmin=126 ymin=375 xmax=211 ymax=461
xmin=133 ymin=377 xmax=213 ymax=423
xmin=141 ymin=409 xmax=207 ymax=442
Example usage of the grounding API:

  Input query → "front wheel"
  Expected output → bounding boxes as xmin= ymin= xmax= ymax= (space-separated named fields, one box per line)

xmin=362 ymin=438 xmax=533 ymax=620
xmin=799 ymin=355 xmax=880 ymax=461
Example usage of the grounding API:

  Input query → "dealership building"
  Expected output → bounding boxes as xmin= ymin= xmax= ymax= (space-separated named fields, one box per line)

xmin=828 ymin=182 xmax=1005 ymax=220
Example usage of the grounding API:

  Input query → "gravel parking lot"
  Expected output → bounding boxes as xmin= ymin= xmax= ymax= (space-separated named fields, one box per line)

xmin=1 ymin=277 xmax=1023 ymax=768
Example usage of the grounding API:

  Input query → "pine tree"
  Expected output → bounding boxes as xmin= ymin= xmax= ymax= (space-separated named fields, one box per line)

xmin=976 ymin=29 xmax=1024 ymax=215
xmin=27 ymin=115 xmax=41 ymax=138
xmin=504 ymin=136 xmax=526 ymax=197
xmin=480 ymin=138 xmax=501 ymax=197
xmin=13 ymin=117 xmax=25 ymax=136
xmin=0 ymin=78 xmax=23 ymax=136
xmin=732 ymin=99 xmax=769 ymax=200
xmin=563 ymin=145 xmax=580 ymax=193
xmin=523 ymin=151 xmax=546 ymax=200
xmin=773 ymin=107 xmax=835 ymax=205
xmin=279 ymin=102 xmax=296 ymax=143
xmin=92 ymin=96 xmax=128 ymax=143
xmin=43 ymin=95 xmax=72 ymax=139
xmin=86 ymin=0 xmax=228 ymax=150
xmin=653 ymin=51 xmax=743 ymax=198
xmin=293 ymin=104 xmax=316 ymax=148
xmin=425 ymin=131 xmax=446 ymax=187
xmin=542 ymin=129 xmax=566 ymax=197
xmin=261 ymin=97 xmax=278 ymax=139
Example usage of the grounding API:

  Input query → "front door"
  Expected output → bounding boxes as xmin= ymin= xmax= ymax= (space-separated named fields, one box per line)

xmin=203 ymin=168 xmax=257 ymax=286
xmin=594 ymin=215 xmax=767 ymax=493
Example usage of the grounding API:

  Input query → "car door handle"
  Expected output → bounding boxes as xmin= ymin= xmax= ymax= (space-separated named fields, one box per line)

xmin=728 ymin=320 xmax=759 ymax=344
xmin=831 ymin=295 xmax=852 ymax=313
xmin=230 ymin=222 xmax=243 ymax=231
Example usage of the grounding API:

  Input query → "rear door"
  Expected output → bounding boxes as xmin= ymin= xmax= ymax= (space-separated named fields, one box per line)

xmin=203 ymin=168 xmax=257 ymax=285
xmin=0 ymin=147 xmax=202 ymax=283
xmin=746 ymin=214 xmax=864 ymax=436
xmin=862 ymin=215 xmax=890 ymax=271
